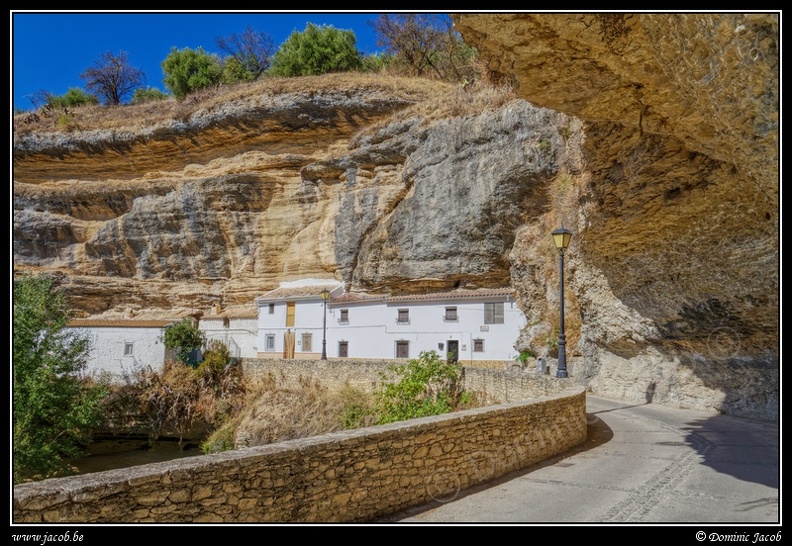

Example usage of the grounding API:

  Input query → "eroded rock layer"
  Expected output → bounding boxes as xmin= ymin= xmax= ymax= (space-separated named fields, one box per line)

xmin=13 ymin=15 xmax=779 ymax=420
xmin=453 ymin=13 xmax=778 ymax=420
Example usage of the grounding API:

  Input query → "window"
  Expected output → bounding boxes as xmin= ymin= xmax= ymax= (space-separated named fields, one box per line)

xmin=444 ymin=306 xmax=458 ymax=321
xmin=339 ymin=309 xmax=349 ymax=324
xmin=484 ymin=302 xmax=504 ymax=324
xmin=286 ymin=302 xmax=295 ymax=327
xmin=473 ymin=339 xmax=485 ymax=352
xmin=266 ymin=334 xmax=275 ymax=351
xmin=268 ymin=303 xmax=275 ymax=314
xmin=338 ymin=341 xmax=349 ymax=358
xmin=123 ymin=342 xmax=134 ymax=356
xmin=396 ymin=340 xmax=410 ymax=358
xmin=397 ymin=309 xmax=410 ymax=324
xmin=223 ymin=317 xmax=230 ymax=328
xmin=302 ymin=332 xmax=313 ymax=352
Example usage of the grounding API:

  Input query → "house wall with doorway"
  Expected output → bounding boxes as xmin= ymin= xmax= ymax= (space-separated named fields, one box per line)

xmin=256 ymin=281 xmax=526 ymax=362
xmin=255 ymin=279 xmax=345 ymax=359
xmin=327 ymin=295 xmax=525 ymax=361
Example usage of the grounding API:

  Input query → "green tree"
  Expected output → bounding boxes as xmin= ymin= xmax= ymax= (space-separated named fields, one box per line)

xmin=80 ymin=50 xmax=146 ymax=105
xmin=161 ymin=319 xmax=206 ymax=367
xmin=161 ymin=46 xmax=223 ymax=100
xmin=47 ymin=87 xmax=99 ymax=108
xmin=375 ymin=350 xmax=462 ymax=424
xmin=268 ymin=23 xmax=362 ymax=77
xmin=13 ymin=276 xmax=107 ymax=483
xmin=131 ymin=86 xmax=170 ymax=104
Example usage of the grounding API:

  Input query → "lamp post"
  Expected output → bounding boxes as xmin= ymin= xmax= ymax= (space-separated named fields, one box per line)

xmin=320 ymin=289 xmax=330 ymax=360
xmin=552 ymin=226 xmax=572 ymax=378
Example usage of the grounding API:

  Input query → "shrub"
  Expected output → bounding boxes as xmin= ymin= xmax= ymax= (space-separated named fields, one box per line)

xmin=162 ymin=47 xmax=223 ymax=100
xmin=269 ymin=23 xmax=362 ymax=77
xmin=161 ymin=319 xmax=205 ymax=367
xmin=374 ymin=350 xmax=464 ymax=424
xmin=131 ymin=87 xmax=170 ymax=104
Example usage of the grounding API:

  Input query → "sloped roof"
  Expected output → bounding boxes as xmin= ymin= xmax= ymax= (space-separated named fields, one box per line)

xmin=329 ymin=287 xmax=515 ymax=306
xmin=384 ymin=288 xmax=515 ymax=303
xmin=255 ymin=284 xmax=342 ymax=303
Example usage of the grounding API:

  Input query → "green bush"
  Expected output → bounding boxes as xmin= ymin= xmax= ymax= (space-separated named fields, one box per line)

xmin=268 ymin=23 xmax=362 ymax=77
xmin=375 ymin=350 xmax=463 ymax=424
xmin=131 ymin=86 xmax=170 ymax=104
xmin=161 ymin=47 xmax=223 ymax=100
xmin=48 ymin=87 xmax=99 ymax=108
xmin=161 ymin=319 xmax=205 ymax=367
xmin=199 ymin=339 xmax=231 ymax=376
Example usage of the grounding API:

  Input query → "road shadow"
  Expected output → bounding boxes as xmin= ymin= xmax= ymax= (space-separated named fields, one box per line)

xmin=682 ymin=413 xmax=779 ymax=489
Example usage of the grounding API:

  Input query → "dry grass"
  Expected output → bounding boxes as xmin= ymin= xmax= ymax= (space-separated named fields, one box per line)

xmin=13 ymin=72 xmax=453 ymax=138
xmin=229 ymin=375 xmax=375 ymax=448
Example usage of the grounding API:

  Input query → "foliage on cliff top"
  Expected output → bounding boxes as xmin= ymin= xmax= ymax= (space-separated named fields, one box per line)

xmin=13 ymin=72 xmax=455 ymax=137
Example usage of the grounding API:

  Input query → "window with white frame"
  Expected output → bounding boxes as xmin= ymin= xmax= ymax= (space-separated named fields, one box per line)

xmin=123 ymin=342 xmax=134 ymax=356
xmin=484 ymin=302 xmax=504 ymax=324
xmin=339 ymin=309 xmax=349 ymax=324
xmin=397 ymin=309 xmax=410 ymax=324
xmin=444 ymin=306 xmax=458 ymax=321
xmin=266 ymin=334 xmax=275 ymax=351
xmin=473 ymin=339 xmax=485 ymax=352
xmin=302 ymin=332 xmax=313 ymax=352
xmin=268 ymin=303 xmax=275 ymax=314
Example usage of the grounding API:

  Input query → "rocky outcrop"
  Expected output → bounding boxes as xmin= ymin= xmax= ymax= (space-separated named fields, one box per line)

xmin=453 ymin=13 xmax=779 ymax=420
xmin=13 ymin=14 xmax=779 ymax=421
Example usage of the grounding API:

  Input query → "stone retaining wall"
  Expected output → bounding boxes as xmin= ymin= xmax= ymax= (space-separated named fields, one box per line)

xmin=14 ymin=359 xmax=585 ymax=522
xmin=14 ymin=382 xmax=587 ymax=523
xmin=241 ymin=358 xmax=568 ymax=401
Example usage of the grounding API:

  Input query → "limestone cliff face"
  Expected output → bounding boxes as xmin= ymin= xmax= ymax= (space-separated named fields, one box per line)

xmin=14 ymin=75 xmax=572 ymax=315
xmin=453 ymin=13 xmax=779 ymax=420
xmin=13 ymin=14 xmax=779 ymax=421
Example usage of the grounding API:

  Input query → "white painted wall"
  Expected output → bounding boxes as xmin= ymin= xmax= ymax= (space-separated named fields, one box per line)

xmin=326 ymin=299 xmax=525 ymax=361
xmin=200 ymin=317 xmax=258 ymax=358
xmin=257 ymin=293 xmax=526 ymax=361
xmin=66 ymin=325 xmax=167 ymax=383
xmin=257 ymin=299 xmax=329 ymax=357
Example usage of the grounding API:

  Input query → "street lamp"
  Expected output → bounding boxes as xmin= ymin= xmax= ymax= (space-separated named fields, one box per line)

xmin=320 ymin=289 xmax=330 ymax=360
xmin=552 ymin=225 xmax=572 ymax=378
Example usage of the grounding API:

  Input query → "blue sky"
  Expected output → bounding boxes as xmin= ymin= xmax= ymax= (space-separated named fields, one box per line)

xmin=11 ymin=11 xmax=411 ymax=111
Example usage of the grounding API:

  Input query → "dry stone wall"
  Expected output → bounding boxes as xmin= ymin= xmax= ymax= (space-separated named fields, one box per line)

xmin=13 ymin=386 xmax=586 ymax=523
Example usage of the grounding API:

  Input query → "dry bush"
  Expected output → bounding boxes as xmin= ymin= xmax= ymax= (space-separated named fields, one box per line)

xmin=229 ymin=376 xmax=375 ymax=449
xmin=100 ymin=359 xmax=245 ymax=442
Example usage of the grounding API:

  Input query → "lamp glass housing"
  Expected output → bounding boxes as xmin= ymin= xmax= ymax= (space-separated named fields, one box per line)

xmin=552 ymin=227 xmax=572 ymax=250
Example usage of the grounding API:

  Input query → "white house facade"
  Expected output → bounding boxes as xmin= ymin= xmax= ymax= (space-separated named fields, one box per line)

xmin=199 ymin=303 xmax=259 ymax=359
xmin=65 ymin=319 xmax=173 ymax=383
xmin=255 ymin=279 xmax=526 ymax=362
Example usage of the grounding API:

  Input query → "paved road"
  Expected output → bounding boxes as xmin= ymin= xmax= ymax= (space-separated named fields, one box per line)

xmin=380 ymin=395 xmax=779 ymax=525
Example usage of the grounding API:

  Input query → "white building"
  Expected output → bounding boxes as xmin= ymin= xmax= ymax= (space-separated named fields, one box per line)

xmin=199 ymin=303 xmax=259 ymax=359
xmin=65 ymin=319 xmax=174 ymax=383
xmin=255 ymin=279 xmax=526 ymax=362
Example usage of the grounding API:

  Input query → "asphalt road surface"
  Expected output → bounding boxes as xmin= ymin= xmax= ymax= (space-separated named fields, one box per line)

xmin=380 ymin=395 xmax=780 ymax=526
